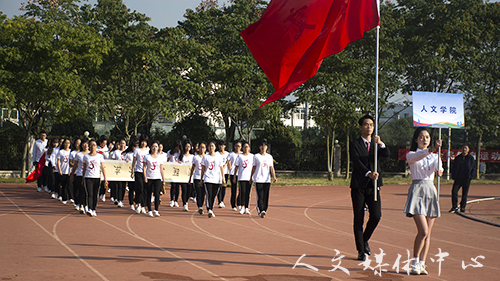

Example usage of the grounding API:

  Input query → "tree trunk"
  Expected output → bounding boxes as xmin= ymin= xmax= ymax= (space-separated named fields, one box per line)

xmin=346 ymin=127 xmax=350 ymax=180
xmin=476 ymin=133 xmax=482 ymax=179
xmin=21 ymin=132 xmax=31 ymax=178
xmin=326 ymin=127 xmax=335 ymax=181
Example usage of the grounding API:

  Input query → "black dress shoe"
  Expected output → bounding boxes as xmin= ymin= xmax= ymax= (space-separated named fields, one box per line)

xmin=460 ymin=208 xmax=465 ymax=213
xmin=364 ymin=241 xmax=371 ymax=255
xmin=357 ymin=251 xmax=366 ymax=261
xmin=449 ymin=207 xmax=458 ymax=213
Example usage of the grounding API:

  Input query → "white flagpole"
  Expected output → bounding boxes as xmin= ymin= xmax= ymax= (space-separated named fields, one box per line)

xmin=374 ymin=24 xmax=380 ymax=201
xmin=437 ymin=128 xmax=442 ymax=201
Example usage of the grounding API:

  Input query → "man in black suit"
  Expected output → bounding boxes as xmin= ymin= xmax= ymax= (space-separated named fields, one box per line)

xmin=349 ymin=115 xmax=390 ymax=261
xmin=450 ymin=145 xmax=475 ymax=213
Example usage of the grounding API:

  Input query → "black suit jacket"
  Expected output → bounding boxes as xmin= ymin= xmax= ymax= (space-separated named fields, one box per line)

xmin=451 ymin=153 xmax=475 ymax=181
xmin=349 ymin=137 xmax=390 ymax=189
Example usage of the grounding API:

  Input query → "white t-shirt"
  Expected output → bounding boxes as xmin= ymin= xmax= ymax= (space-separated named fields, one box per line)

xmin=144 ymin=154 xmax=164 ymax=180
xmin=74 ymin=152 xmax=87 ymax=177
xmin=180 ymin=154 xmax=194 ymax=165
xmin=57 ymin=149 xmax=71 ymax=175
xmin=218 ymin=151 xmax=230 ymax=174
xmin=166 ymin=150 xmax=180 ymax=163
xmin=133 ymin=148 xmax=150 ymax=172
xmin=192 ymin=154 xmax=204 ymax=180
xmin=235 ymin=153 xmax=254 ymax=181
xmin=228 ymin=151 xmax=240 ymax=176
xmin=201 ymin=153 xmax=223 ymax=184
xmin=69 ymin=150 xmax=78 ymax=173
xmin=84 ymin=153 xmax=104 ymax=178
xmin=97 ymin=145 xmax=109 ymax=159
xmin=253 ymin=153 xmax=274 ymax=183
xmin=112 ymin=149 xmax=126 ymax=161
xmin=125 ymin=151 xmax=134 ymax=163
xmin=48 ymin=147 xmax=60 ymax=172
xmin=32 ymin=139 xmax=48 ymax=162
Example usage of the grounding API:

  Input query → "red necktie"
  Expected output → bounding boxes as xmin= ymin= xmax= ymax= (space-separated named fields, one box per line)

xmin=366 ymin=141 xmax=370 ymax=152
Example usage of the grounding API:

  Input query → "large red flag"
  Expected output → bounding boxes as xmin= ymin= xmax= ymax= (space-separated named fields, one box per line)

xmin=26 ymin=152 xmax=45 ymax=183
xmin=241 ymin=0 xmax=380 ymax=106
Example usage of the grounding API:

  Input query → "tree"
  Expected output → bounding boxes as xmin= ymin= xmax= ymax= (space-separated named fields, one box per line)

xmin=0 ymin=15 xmax=108 ymax=177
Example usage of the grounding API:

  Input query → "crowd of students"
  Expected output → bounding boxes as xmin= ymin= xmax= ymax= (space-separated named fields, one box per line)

xmin=31 ymin=131 xmax=277 ymax=219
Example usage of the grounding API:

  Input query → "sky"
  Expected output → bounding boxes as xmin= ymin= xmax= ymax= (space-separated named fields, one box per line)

xmin=0 ymin=0 xmax=232 ymax=28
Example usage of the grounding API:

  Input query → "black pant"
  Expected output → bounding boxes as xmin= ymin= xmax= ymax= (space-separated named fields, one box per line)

xmin=204 ymin=182 xmax=220 ymax=211
xmin=115 ymin=181 xmax=125 ymax=202
xmin=146 ymin=179 xmax=162 ymax=211
xmin=230 ymin=175 xmax=240 ymax=208
xmin=43 ymin=166 xmax=52 ymax=191
xmin=217 ymin=174 xmax=229 ymax=204
xmin=109 ymin=181 xmax=117 ymax=199
xmin=451 ymin=178 xmax=471 ymax=209
xmin=85 ymin=178 xmax=100 ymax=210
xmin=134 ymin=172 xmax=145 ymax=206
xmin=73 ymin=175 xmax=85 ymax=206
xmin=351 ymin=187 xmax=381 ymax=253
xmin=59 ymin=174 xmax=70 ymax=201
xmin=180 ymin=183 xmax=192 ymax=206
xmin=170 ymin=183 xmax=179 ymax=202
xmin=194 ymin=179 xmax=205 ymax=208
xmin=127 ymin=181 xmax=135 ymax=205
xmin=239 ymin=181 xmax=251 ymax=208
xmin=53 ymin=172 xmax=61 ymax=196
xmin=255 ymin=183 xmax=271 ymax=213
xmin=35 ymin=161 xmax=47 ymax=188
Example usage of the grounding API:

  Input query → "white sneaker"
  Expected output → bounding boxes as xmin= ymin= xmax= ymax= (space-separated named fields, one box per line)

xmin=154 ymin=210 xmax=160 ymax=217
xmin=70 ymin=199 xmax=74 ymax=203
xmin=193 ymin=197 xmax=197 ymax=203
xmin=101 ymin=195 xmax=106 ymax=202
xmin=174 ymin=201 xmax=179 ymax=207
xmin=219 ymin=202 xmax=225 ymax=208
xmin=62 ymin=200 xmax=67 ymax=205
xmin=110 ymin=197 xmax=115 ymax=203
xmin=79 ymin=206 xmax=85 ymax=214
xmin=238 ymin=205 xmax=243 ymax=211
xmin=419 ymin=263 xmax=428 ymax=275
xmin=44 ymin=186 xmax=49 ymax=193
xmin=37 ymin=187 xmax=42 ymax=192
xmin=151 ymin=196 xmax=155 ymax=203
xmin=58 ymin=196 xmax=62 ymax=201
xmin=183 ymin=204 xmax=189 ymax=211
xmin=141 ymin=207 xmax=147 ymax=214
xmin=260 ymin=211 xmax=266 ymax=218
xmin=117 ymin=202 xmax=124 ymax=208
xmin=411 ymin=263 xmax=421 ymax=275
xmin=135 ymin=206 xmax=142 ymax=214
xmin=239 ymin=208 xmax=245 ymax=214
xmin=232 ymin=207 xmax=238 ymax=211
xmin=208 ymin=210 xmax=215 ymax=218
xmin=87 ymin=209 xmax=93 ymax=217
xmin=169 ymin=200 xmax=175 ymax=207
xmin=147 ymin=211 xmax=154 ymax=217
xmin=92 ymin=210 xmax=97 ymax=217
xmin=198 ymin=207 xmax=204 ymax=215
xmin=130 ymin=204 xmax=135 ymax=211
xmin=244 ymin=208 xmax=250 ymax=214
xmin=75 ymin=205 xmax=80 ymax=211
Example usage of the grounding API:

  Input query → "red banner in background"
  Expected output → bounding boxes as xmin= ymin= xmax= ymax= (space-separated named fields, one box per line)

xmin=398 ymin=149 xmax=500 ymax=163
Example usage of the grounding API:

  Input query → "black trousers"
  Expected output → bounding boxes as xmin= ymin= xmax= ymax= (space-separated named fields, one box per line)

xmin=134 ymin=172 xmax=145 ymax=206
xmin=451 ymin=178 xmax=471 ymax=209
xmin=85 ymin=178 xmax=100 ymax=210
xmin=35 ymin=162 xmax=47 ymax=188
xmin=180 ymin=183 xmax=192 ymax=205
xmin=43 ymin=166 xmax=53 ymax=192
xmin=239 ymin=181 xmax=251 ymax=208
xmin=170 ymin=183 xmax=180 ymax=201
xmin=53 ymin=172 xmax=61 ymax=196
xmin=59 ymin=174 xmax=70 ymax=201
xmin=217 ymin=174 xmax=229 ymax=204
xmin=127 ymin=181 xmax=135 ymax=205
xmin=73 ymin=175 xmax=85 ymax=206
xmin=351 ymin=187 xmax=381 ymax=253
xmin=146 ymin=179 xmax=162 ymax=211
xmin=204 ymin=182 xmax=220 ymax=211
xmin=229 ymin=175 xmax=240 ymax=208
xmin=109 ymin=181 xmax=117 ymax=199
xmin=255 ymin=182 xmax=271 ymax=213
xmin=115 ymin=181 xmax=125 ymax=202
xmin=194 ymin=179 xmax=205 ymax=208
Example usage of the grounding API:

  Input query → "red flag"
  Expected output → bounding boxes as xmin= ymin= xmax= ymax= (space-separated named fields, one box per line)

xmin=241 ymin=0 xmax=380 ymax=106
xmin=26 ymin=152 xmax=46 ymax=183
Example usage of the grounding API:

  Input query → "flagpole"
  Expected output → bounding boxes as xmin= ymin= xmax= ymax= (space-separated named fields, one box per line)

xmin=437 ymin=128 xmax=442 ymax=201
xmin=374 ymin=25 xmax=380 ymax=201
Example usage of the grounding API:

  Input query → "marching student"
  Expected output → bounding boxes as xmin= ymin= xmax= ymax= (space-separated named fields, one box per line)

xmin=32 ymin=130 xmax=48 ymax=192
xmin=166 ymin=140 xmax=182 ymax=207
xmin=69 ymin=138 xmax=81 ymax=205
xmin=404 ymin=127 xmax=443 ymax=275
xmin=251 ymin=139 xmax=277 ymax=218
xmin=82 ymin=140 xmax=108 ymax=217
xmin=112 ymin=138 xmax=127 ymax=208
xmin=96 ymin=136 xmax=109 ymax=202
xmin=227 ymin=141 xmax=242 ymax=211
xmin=70 ymin=139 xmax=89 ymax=213
xmin=57 ymin=139 xmax=72 ymax=204
xmin=179 ymin=139 xmax=194 ymax=211
xmin=46 ymin=138 xmax=60 ymax=199
xmin=233 ymin=141 xmax=254 ymax=215
xmin=200 ymin=140 xmax=225 ymax=218
xmin=143 ymin=141 xmax=165 ymax=217
xmin=216 ymin=140 xmax=230 ymax=208
xmin=189 ymin=142 xmax=206 ymax=214
xmin=123 ymin=140 xmax=139 ymax=210
xmin=131 ymin=135 xmax=150 ymax=214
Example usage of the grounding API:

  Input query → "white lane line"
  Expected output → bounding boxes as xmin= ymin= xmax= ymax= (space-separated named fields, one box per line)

xmin=0 ymin=190 xmax=109 ymax=281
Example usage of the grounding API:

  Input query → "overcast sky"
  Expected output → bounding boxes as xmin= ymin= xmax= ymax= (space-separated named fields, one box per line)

xmin=0 ymin=0 xmax=233 ymax=28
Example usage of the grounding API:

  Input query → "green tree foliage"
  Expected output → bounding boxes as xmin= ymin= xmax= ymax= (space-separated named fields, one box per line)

xmin=0 ymin=15 xmax=108 ymax=176
xmin=162 ymin=114 xmax=216 ymax=146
